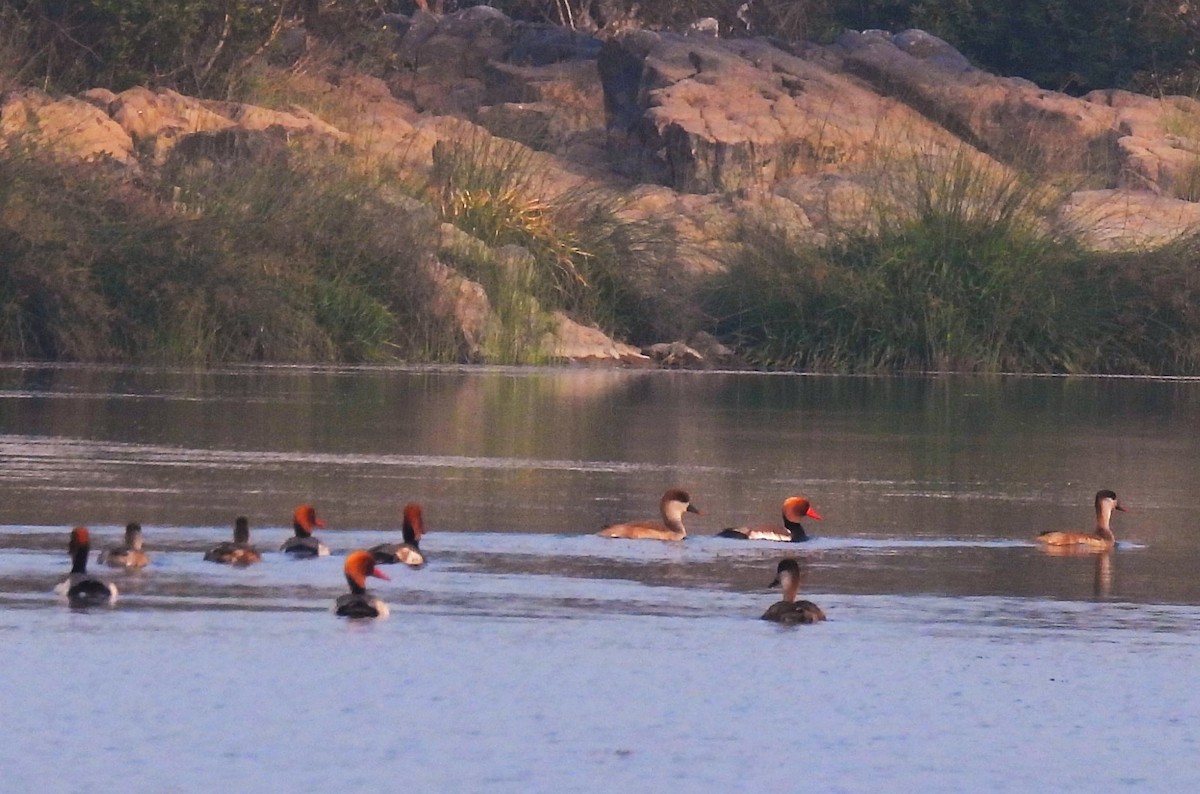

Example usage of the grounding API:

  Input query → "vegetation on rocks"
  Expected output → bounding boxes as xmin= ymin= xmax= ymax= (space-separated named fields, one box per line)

xmin=708 ymin=147 xmax=1200 ymax=373
xmin=2 ymin=2 xmax=1200 ymax=373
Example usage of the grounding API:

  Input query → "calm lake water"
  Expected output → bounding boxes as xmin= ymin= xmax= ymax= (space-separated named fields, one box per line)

xmin=2 ymin=365 xmax=1199 ymax=791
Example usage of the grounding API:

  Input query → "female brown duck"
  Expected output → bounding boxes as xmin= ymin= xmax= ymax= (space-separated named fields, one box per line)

xmin=1035 ymin=490 xmax=1126 ymax=550
xmin=98 ymin=522 xmax=150 ymax=568
xmin=204 ymin=516 xmax=262 ymax=565
xmin=718 ymin=496 xmax=823 ymax=542
xmin=596 ymin=489 xmax=701 ymax=541
xmin=762 ymin=558 xmax=825 ymax=624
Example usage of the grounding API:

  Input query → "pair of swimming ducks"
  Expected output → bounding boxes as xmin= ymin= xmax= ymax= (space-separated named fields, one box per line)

xmin=55 ymin=503 xmax=428 ymax=614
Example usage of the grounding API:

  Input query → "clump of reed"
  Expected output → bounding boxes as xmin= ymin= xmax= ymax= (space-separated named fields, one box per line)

xmin=429 ymin=131 xmax=685 ymax=353
xmin=706 ymin=145 xmax=1200 ymax=374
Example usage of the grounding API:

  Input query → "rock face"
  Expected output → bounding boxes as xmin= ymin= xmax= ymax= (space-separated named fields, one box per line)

xmin=3 ymin=10 xmax=1200 ymax=363
xmin=0 ymin=90 xmax=137 ymax=167
xmin=545 ymin=312 xmax=651 ymax=365
xmin=595 ymin=26 xmax=1200 ymax=205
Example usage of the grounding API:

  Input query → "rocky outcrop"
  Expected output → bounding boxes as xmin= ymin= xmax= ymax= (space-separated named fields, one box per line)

xmin=545 ymin=312 xmax=651 ymax=365
xmin=0 ymin=89 xmax=136 ymax=167
xmin=596 ymin=26 xmax=1200 ymax=214
xmin=4 ymin=9 xmax=1200 ymax=365
xmin=1058 ymin=189 xmax=1200 ymax=251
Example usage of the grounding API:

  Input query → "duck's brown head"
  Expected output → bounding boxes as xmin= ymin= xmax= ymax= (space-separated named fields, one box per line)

xmin=662 ymin=488 xmax=701 ymax=515
xmin=293 ymin=504 xmax=326 ymax=537
xmin=233 ymin=516 xmax=250 ymax=544
xmin=783 ymin=496 xmax=822 ymax=523
xmin=1095 ymin=489 xmax=1126 ymax=513
xmin=344 ymin=549 xmax=390 ymax=593
xmin=124 ymin=522 xmax=144 ymax=549
xmin=768 ymin=557 xmax=801 ymax=590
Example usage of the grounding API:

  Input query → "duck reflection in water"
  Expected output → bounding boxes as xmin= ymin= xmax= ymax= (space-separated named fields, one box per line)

xmin=1039 ymin=545 xmax=1113 ymax=599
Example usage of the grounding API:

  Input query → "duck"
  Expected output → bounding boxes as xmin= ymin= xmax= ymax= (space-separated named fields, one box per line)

xmin=98 ymin=522 xmax=150 ymax=568
xmin=717 ymin=496 xmax=823 ymax=542
xmin=1035 ymin=489 xmax=1126 ymax=550
xmin=54 ymin=527 xmax=118 ymax=607
xmin=761 ymin=558 xmax=825 ymax=624
xmin=281 ymin=504 xmax=330 ymax=558
xmin=204 ymin=516 xmax=263 ymax=565
xmin=370 ymin=502 xmax=426 ymax=567
xmin=334 ymin=550 xmax=391 ymax=618
xmin=596 ymin=488 xmax=701 ymax=541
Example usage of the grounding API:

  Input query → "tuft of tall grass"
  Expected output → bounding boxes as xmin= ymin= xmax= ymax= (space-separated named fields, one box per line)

xmin=430 ymin=130 xmax=688 ymax=347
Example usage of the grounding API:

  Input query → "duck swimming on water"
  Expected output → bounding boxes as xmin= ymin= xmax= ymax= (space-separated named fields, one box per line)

xmin=98 ymin=522 xmax=150 ymax=568
xmin=55 ymin=527 xmax=118 ymax=607
xmin=1035 ymin=490 xmax=1126 ymax=550
xmin=370 ymin=503 xmax=426 ymax=567
xmin=281 ymin=504 xmax=330 ymax=558
xmin=334 ymin=550 xmax=391 ymax=619
xmin=204 ymin=516 xmax=262 ymax=565
xmin=717 ymin=496 xmax=822 ymax=542
xmin=596 ymin=489 xmax=701 ymax=541
xmin=761 ymin=558 xmax=825 ymax=624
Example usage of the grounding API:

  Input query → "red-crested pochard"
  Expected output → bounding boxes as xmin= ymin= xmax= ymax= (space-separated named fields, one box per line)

xmin=204 ymin=516 xmax=263 ymax=565
xmin=54 ymin=527 xmax=118 ymax=607
xmin=98 ymin=522 xmax=150 ymax=568
xmin=334 ymin=550 xmax=391 ymax=618
xmin=370 ymin=502 xmax=426 ymax=568
xmin=281 ymin=504 xmax=330 ymax=558
xmin=761 ymin=558 xmax=825 ymax=624
xmin=597 ymin=488 xmax=701 ymax=541
xmin=717 ymin=496 xmax=823 ymax=542
xmin=1035 ymin=490 xmax=1126 ymax=550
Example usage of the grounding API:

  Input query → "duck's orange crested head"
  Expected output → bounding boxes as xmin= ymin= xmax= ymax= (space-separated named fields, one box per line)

xmin=402 ymin=503 xmax=426 ymax=541
xmin=344 ymin=549 xmax=390 ymax=593
xmin=783 ymin=496 xmax=822 ymax=523
xmin=68 ymin=527 xmax=90 ymax=554
xmin=293 ymin=504 xmax=326 ymax=535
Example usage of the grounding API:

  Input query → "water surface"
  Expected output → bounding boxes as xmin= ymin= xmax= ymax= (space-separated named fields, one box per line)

xmin=2 ymin=365 xmax=1198 ymax=791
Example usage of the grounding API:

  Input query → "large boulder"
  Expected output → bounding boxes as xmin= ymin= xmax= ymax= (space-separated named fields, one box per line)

xmin=544 ymin=311 xmax=652 ymax=365
xmin=0 ymin=89 xmax=136 ymax=167
xmin=597 ymin=29 xmax=968 ymax=193
xmin=1058 ymin=189 xmax=1200 ymax=251
xmin=1085 ymin=90 xmax=1200 ymax=199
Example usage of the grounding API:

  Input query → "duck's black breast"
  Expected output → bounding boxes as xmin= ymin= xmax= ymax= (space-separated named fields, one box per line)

xmin=281 ymin=536 xmax=324 ymax=557
xmin=66 ymin=576 xmax=114 ymax=607
xmin=335 ymin=593 xmax=383 ymax=618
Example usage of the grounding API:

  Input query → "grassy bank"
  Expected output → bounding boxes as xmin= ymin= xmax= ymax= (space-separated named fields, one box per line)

xmin=2 ymin=128 xmax=1198 ymax=373
xmin=0 ymin=142 xmax=460 ymax=363
xmin=705 ymin=149 xmax=1200 ymax=374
